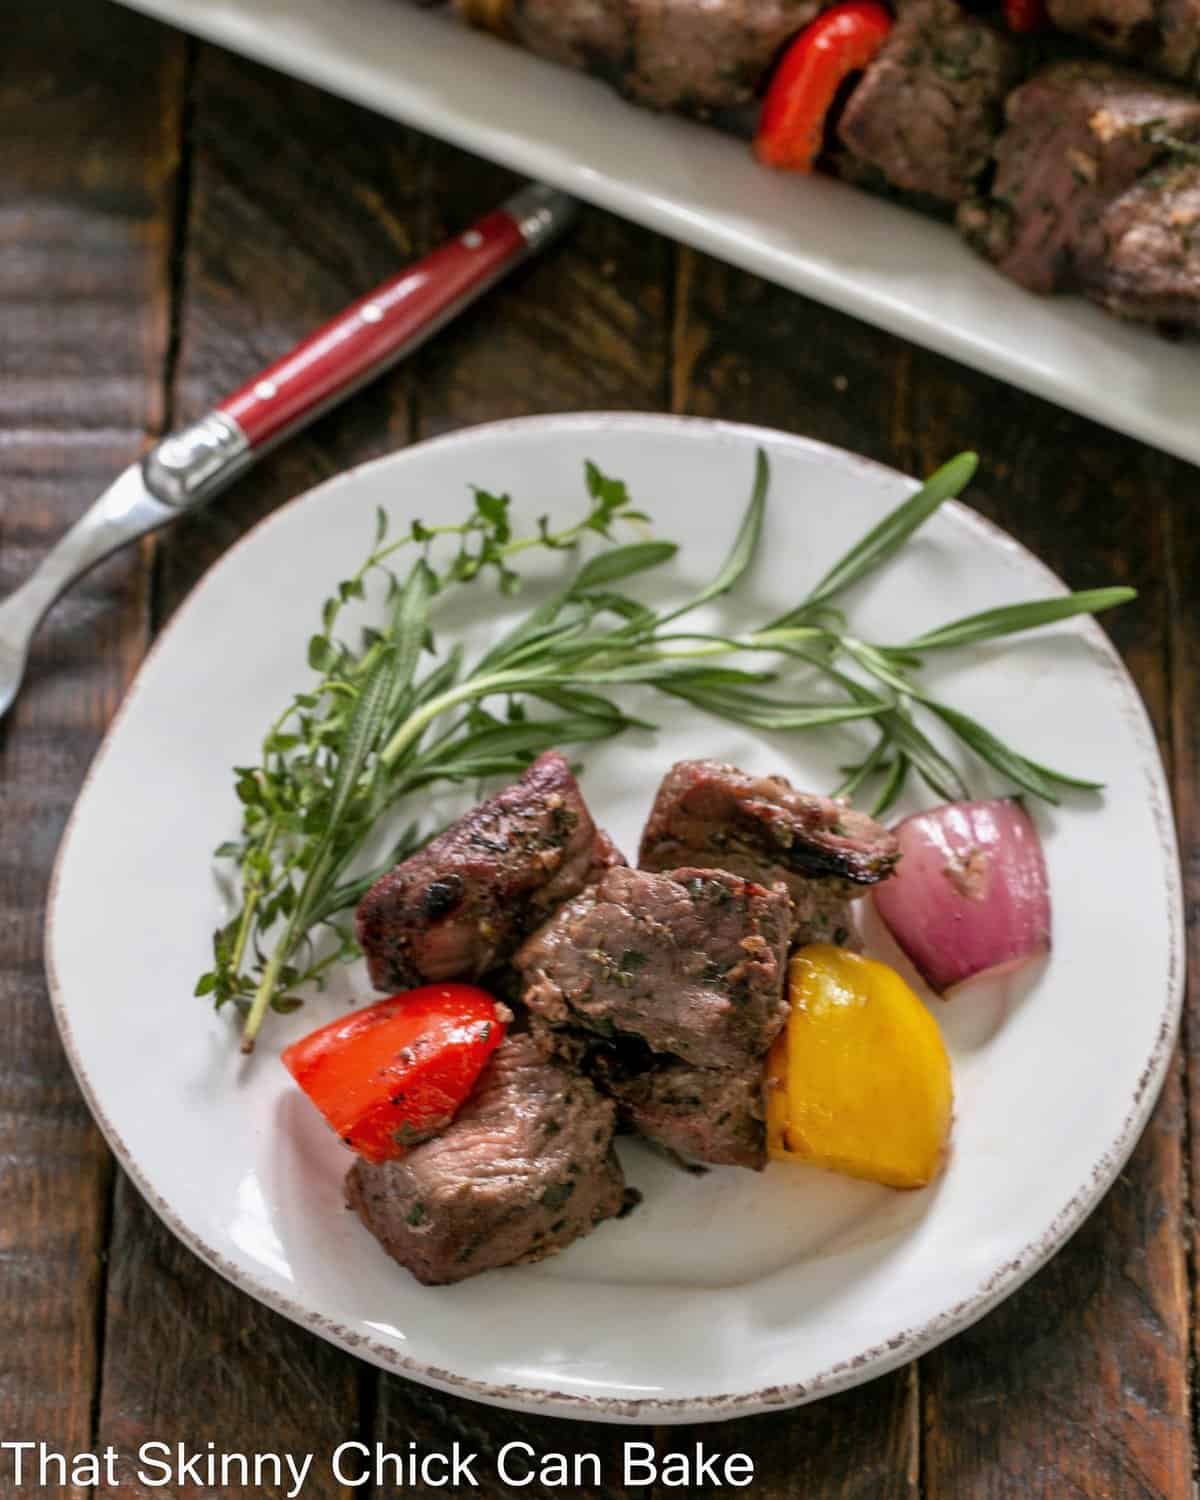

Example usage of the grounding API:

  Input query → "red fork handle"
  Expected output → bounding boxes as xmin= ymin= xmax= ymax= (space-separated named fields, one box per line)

xmin=141 ymin=184 xmax=576 ymax=506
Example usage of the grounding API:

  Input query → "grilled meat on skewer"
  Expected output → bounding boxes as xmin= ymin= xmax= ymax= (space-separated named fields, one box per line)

xmin=451 ymin=0 xmax=821 ymax=111
xmin=623 ymin=0 xmax=820 ymax=113
xmin=1078 ymin=161 xmax=1200 ymax=327
xmin=598 ymin=1049 xmax=771 ymax=1169
xmin=959 ymin=60 xmax=1200 ymax=296
xmin=837 ymin=0 xmax=1022 ymax=202
xmin=517 ymin=864 xmax=791 ymax=1070
xmin=356 ymin=750 xmax=624 ymax=992
xmin=504 ymin=0 xmax=629 ymax=78
xmin=346 ymin=1034 xmax=627 ymax=1283
xmin=1046 ymin=0 xmax=1200 ymax=87
xmin=638 ymin=759 xmax=897 ymax=944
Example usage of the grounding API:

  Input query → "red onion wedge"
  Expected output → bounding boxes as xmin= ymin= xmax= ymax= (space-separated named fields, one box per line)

xmin=872 ymin=799 xmax=1050 ymax=997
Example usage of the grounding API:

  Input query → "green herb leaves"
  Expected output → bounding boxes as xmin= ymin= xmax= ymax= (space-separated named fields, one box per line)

xmin=202 ymin=448 xmax=1133 ymax=1052
xmin=902 ymin=587 xmax=1136 ymax=652
xmin=794 ymin=452 xmax=979 ymax=614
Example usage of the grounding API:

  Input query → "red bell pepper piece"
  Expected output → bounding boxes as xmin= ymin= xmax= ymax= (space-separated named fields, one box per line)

xmin=282 ymin=984 xmax=507 ymax=1164
xmin=755 ymin=1 xmax=894 ymax=174
xmin=1003 ymin=0 xmax=1047 ymax=30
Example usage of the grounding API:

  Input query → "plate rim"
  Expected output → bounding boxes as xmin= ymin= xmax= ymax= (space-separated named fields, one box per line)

xmin=45 ymin=412 xmax=1185 ymax=1423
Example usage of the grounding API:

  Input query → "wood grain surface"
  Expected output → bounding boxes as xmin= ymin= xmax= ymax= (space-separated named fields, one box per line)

xmin=0 ymin=7 xmax=181 ymax=1497
xmin=1 ymin=4 xmax=1196 ymax=1496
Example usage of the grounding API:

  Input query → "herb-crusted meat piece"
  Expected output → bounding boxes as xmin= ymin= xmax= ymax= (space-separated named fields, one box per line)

xmin=600 ymin=1052 xmax=769 ymax=1169
xmin=345 ymin=1034 xmax=626 ymax=1284
xmin=640 ymin=760 xmax=898 ymax=886
xmin=638 ymin=760 xmax=897 ymax=944
xmin=1078 ymin=161 xmax=1200 ymax=327
xmin=503 ymin=0 xmax=628 ymax=81
xmin=1045 ymin=0 xmax=1200 ymax=87
xmin=356 ymin=752 xmax=622 ymax=992
xmin=451 ymin=0 xmax=819 ymax=113
xmin=837 ymin=0 xmax=1022 ymax=203
xmin=957 ymin=61 xmax=1200 ymax=294
xmin=516 ymin=865 xmax=790 ymax=1070
xmin=622 ymin=0 xmax=820 ymax=114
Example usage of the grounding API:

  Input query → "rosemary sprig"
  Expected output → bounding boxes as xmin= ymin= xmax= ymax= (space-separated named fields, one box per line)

xmin=200 ymin=451 xmax=1134 ymax=1052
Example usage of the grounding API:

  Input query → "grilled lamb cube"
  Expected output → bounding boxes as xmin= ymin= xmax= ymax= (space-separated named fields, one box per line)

xmin=1045 ymin=0 xmax=1200 ymax=87
xmin=345 ymin=1035 xmax=626 ymax=1284
xmin=957 ymin=60 xmax=1200 ymax=294
xmin=503 ymin=0 xmax=628 ymax=80
xmin=837 ymin=0 xmax=1021 ymax=203
xmin=622 ymin=0 xmax=820 ymax=113
xmin=516 ymin=865 xmax=790 ymax=1070
xmin=1079 ymin=161 xmax=1200 ymax=327
xmin=638 ymin=759 xmax=897 ymax=943
xmin=355 ymin=751 xmax=623 ymax=992
xmin=463 ymin=0 xmax=819 ymax=113
xmin=600 ymin=1052 xmax=769 ymax=1170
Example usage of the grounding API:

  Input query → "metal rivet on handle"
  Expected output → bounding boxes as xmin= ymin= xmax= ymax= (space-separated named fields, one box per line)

xmin=461 ymin=230 xmax=484 ymax=250
xmin=255 ymin=380 xmax=278 ymax=400
xmin=361 ymin=304 xmax=384 ymax=324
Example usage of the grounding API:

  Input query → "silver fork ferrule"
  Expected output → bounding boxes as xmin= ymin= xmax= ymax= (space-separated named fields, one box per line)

xmin=142 ymin=411 xmax=253 ymax=508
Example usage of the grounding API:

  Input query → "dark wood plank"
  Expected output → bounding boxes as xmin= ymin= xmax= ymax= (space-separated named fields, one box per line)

xmin=413 ymin=151 xmax=671 ymax=433
xmin=669 ymin=244 xmax=919 ymax=469
xmin=151 ymin=46 xmax=430 ymax=622
xmin=91 ymin=45 xmax=437 ymax=1496
xmin=1166 ymin=461 xmax=1200 ymax=1500
xmin=0 ymin=0 xmax=183 ymax=1485
xmin=372 ymin=1372 xmax=917 ymax=1499
xmin=903 ymin=364 xmax=1193 ymax=1500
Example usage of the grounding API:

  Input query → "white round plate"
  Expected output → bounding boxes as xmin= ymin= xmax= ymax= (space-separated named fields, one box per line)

xmin=48 ymin=415 xmax=1182 ymax=1423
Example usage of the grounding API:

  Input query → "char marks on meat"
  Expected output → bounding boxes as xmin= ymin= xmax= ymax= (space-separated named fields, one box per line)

xmin=958 ymin=61 xmax=1200 ymax=296
xmin=506 ymin=0 xmax=628 ymax=81
xmin=638 ymin=760 xmax=897 ymax=943
xmin=345 ymin=1035 xmax=626 ymax=1284
xmin=516 ymin=865 xmax=790 ymax=1070
xmin=355 ymin=751 xmax=622 ymax=992
xmin=1046 ymin=0 xmax=1200 ymax=87
xmin=599 ymin=1050 xmax=770 ymax=1169
xmin=483 ymin=0 xmax=820 ymax=113
xmin=838 ymin=0 xmax=1022 ymax=203
xmin=623 ymin=0 xmax=820 ymax=113
xmin=1080 ymin=162 xmax=1200 ymax=327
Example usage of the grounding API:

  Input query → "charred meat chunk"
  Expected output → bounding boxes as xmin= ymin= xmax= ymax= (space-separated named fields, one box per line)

xmin=516 ymin=865 xmax=790 ymax=1070
xmin=1045 ymin=0 xmax=1200 ymax=87
xmin=1079 ymin=161 xmax=1200 ymax=327
xmin=356 ymin=751 xmax=622 ymax=992
xmin=622 ymin=0 xmax=820 ymax=114
xmin=458 ymin=0 xmax=819 ymax=114
xmin=787 ymin=881 xmax=863 ymax=952
xmin=957 ymin=61 xmax=1200 ymax=294
xmin=345 ymin=1035 xmax=626 ymax=1284
xmin=600 ymin=1051 xmax=769 ymax=1170
xmin=837 ymin=0 xmax=1021 ymax=203
xmin=638 ymin=759 xmax=897 ymax=932
xmin=504 ymin=0 xmax=629 ymax=81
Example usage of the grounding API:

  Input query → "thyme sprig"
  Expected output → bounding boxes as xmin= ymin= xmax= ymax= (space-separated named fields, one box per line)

xmin=199 ymin=450 xmax=1134 ymax=1051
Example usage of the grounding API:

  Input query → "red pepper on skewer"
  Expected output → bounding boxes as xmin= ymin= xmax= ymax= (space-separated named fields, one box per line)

xmin=754 ymin=1 xmax=895 ymax=174
xmin=1002 ymin=0 xmax=1047 ymax=31
xmin=282 ymin=984 xmax=508 ymax=1164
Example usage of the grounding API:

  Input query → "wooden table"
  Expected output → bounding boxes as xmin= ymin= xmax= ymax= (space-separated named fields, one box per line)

xmin=2 ymin=3 xmax=1197 ymax=1494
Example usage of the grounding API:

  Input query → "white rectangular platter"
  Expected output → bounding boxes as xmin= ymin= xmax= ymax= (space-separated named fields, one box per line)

xmin=114 ymin=0 xmax=1200 ymax=465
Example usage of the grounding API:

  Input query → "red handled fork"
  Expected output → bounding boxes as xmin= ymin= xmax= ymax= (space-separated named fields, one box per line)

xmin=0 ymin=183 xmax=576 ymax=720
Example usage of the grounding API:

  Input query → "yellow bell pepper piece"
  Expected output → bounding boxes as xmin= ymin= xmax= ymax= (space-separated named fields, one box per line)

xmin=767 ymin=943 xmax=952 ymax=1189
